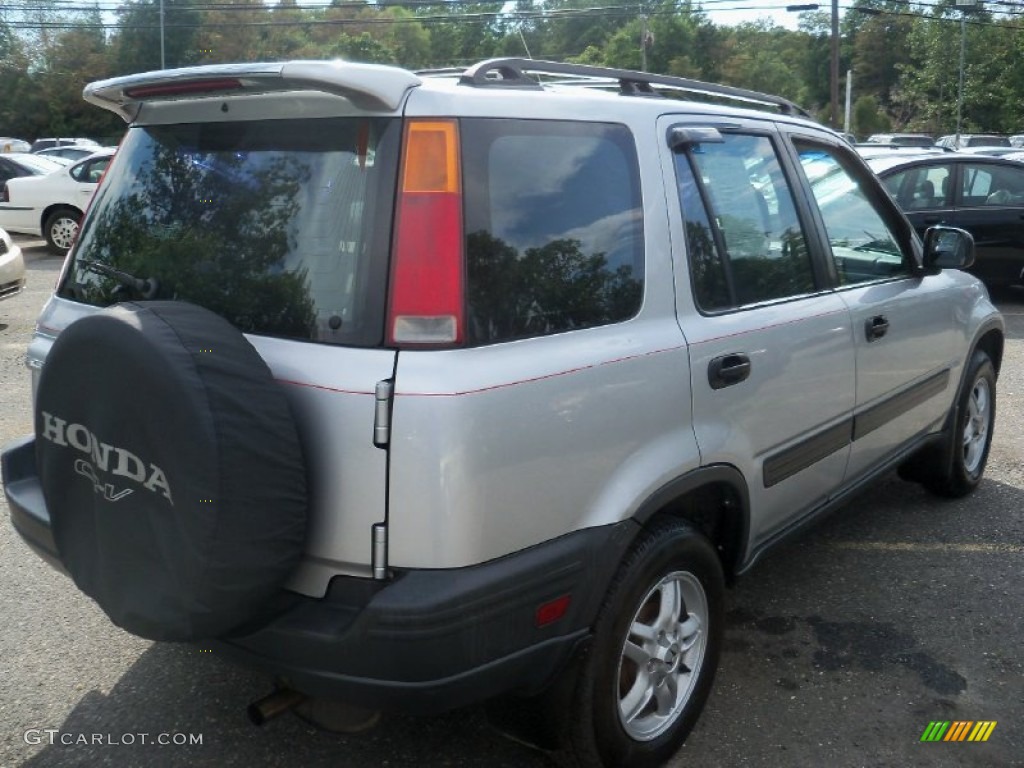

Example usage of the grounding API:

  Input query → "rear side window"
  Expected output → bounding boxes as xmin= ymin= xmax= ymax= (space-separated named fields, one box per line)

xmin=60 ymin=117 xmax=400 ymax=347
xmin=961 ymin=163 xmax=1024 ymax=206
xmin=673 ymin=132 xmax=815 ymax=311
xmin=70 ymin=156 xmax=111 ymax=183
xmin=461 ymin=119 xmax=643 ymax=345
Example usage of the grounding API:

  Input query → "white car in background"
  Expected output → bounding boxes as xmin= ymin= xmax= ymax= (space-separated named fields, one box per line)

xmin=0 ymin=226 xmax=26 ymax=300
xmin=34 ymin=145 xmax=107 ymax=163
xmin=0 ymin=149 xmax=114 ymax=255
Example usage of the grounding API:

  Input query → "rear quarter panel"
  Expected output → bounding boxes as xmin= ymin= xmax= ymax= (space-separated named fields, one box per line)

xmin=388 ymin=98 xmax=696 ymax=567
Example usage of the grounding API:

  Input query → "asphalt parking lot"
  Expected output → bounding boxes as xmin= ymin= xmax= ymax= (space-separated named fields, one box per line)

xmin=0 ymin=235 xmax=1020 ymax=767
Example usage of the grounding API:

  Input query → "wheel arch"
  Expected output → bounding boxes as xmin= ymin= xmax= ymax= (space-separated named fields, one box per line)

xmin=40 ymin=203 xmax=82 ymax=233
xmin=946 ymin=322 xmax=1005 ymax=431
xmin=973 ymin=324 xmax=1004 ymax=378
xmin=631 ymin=465 xmax=750 ymax=586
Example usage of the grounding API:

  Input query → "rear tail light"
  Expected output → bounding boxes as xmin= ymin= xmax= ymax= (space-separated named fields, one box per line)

xmin=387 ymin=119 xmax=464 ymax=346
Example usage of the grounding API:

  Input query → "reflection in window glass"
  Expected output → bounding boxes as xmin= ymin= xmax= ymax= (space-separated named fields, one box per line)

xmin=674 ymin=133 xmax=814 ymax=310
xmin=462 ymin=120 xmax=644 ymax=344
xmin=884 ymin=165 xmax=952 ymax=210
xmin=794 ymin=141 xmax=908 ymax=286
xmin=962 ymin=163 xmax=1024 ymax=206
xmin=61 ymin=118 xmax=398 ymax=346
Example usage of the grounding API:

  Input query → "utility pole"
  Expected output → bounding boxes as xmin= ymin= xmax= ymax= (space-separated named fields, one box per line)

xmin=640 ymin=13 xmax=649 ymax=72
xmin=956 ymin=13 xmax=965 ymax=138
xmin=830 ymin=0 xmax=839 ymax=128
xmin=954 ymin=0 xmax=978 ymax=140
xmin=160 ymin=0 xmax=166 ymax=69
xmin=844 ymin=69 xmax=852 ymax=135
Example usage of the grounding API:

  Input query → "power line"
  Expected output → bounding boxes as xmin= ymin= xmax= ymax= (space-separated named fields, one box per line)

xmin=2 ymin=0 xmax=1023 ymax=30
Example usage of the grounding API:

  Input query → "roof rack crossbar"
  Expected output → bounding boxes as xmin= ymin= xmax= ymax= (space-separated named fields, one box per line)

xmin=458 ymin=58 xmax=810 ymax=117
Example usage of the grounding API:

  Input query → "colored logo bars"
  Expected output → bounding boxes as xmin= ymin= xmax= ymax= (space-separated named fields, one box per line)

xmin=920 ymin=721 xmax=997 ymax=742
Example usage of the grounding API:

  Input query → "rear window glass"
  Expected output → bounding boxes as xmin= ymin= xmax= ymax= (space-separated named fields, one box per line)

xmin=12 ymin=154 xmax=65 ymax=175
xmin=461 ymin=119 xmax=643 ymax=344
xmin=59 ymin=117 xmax=399 ymax=347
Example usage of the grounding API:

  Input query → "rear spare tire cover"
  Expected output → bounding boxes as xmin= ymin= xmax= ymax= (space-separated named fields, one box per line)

xmin=35 ymin=301 xmax=308 ymax=641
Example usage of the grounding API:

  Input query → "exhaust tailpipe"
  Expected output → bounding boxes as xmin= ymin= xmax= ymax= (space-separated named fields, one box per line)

xmin=247 ymin=688 xmax=306 ymax=726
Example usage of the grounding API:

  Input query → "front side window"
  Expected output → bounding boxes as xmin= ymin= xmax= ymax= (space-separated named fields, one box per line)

xmin=673 ymin=131 xmax=815 ymax=311
xmin=794 ymin=140 xmax=911 ymax=286
xmin=462 ymin=120 xmax=644 ymax=344
xmin=60 ymin=117 xmax=399 ymax=346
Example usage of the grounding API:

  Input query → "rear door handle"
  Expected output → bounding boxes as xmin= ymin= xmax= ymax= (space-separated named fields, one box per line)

xmin=708 ymin=353 xmax=751 ymax=389
xmin=865 ymin=315 xmax=889 ymax=342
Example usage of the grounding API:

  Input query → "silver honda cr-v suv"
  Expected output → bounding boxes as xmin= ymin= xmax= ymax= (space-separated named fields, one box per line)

xmin=2 ymin=58 xmax=1004 ymax=767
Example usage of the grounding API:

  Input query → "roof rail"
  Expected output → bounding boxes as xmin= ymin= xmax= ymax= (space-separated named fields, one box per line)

xmin=414 ymin=67 xmax=466 ymax=78
xmin=457 ymin=58 xmax=810 ymax=118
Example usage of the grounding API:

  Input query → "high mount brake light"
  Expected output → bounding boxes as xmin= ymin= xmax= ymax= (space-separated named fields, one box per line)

xmin=124 ymin=78 xmax=244 ymax=99
xmin=387 ymin=120 xmax=465 ymax=346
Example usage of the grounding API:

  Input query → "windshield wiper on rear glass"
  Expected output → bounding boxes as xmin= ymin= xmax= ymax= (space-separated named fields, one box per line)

xmin=78 ymin=259 xmax=160 ymax=300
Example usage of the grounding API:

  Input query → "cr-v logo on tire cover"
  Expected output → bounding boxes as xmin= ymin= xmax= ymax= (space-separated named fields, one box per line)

xmin=40 ymin=411 xmax=174 ymax=505
xmin=73 ymin=459 xmax=134 ymax=502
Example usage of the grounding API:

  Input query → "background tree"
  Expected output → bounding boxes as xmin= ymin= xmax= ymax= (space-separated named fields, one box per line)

xmin=1 ymin=0 xmax=1021 ymax=142
xmin=113 ymin=0 xmax=201 ymax=74
xmin=849 ymin=3 xmax=915 ymax=109
xmin=852 ymin=93 xmax=891 ymax=136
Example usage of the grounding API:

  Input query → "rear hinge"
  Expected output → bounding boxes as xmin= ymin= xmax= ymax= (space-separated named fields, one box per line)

xmin=373 ymin=379 xmax=394 ymax=448
xmin=372 ymin=522 xmax=388 ymax=580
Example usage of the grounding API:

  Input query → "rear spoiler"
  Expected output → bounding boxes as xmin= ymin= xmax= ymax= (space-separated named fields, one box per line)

xmin=84 ymin=61 xmax=422 ymax=122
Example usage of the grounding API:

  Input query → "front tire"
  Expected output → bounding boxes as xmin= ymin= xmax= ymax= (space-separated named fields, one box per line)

xmin=43 ymin=207 xmax=81 ymax=255
xmin=561 ymin=519 xmax=724 ymax=767
xmin=924 ymin=349 xmax=996 ymax=498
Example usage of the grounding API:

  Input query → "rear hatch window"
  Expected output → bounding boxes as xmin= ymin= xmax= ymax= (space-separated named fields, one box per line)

xmin=59 ymin=117 xmax=399 ymax=347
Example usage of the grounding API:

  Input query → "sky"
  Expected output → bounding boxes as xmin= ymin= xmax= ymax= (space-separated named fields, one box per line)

xmin=41 ymin=0 xmax=818 ymax=32
xmin=698 ymin=0 xmax=814 ymax=28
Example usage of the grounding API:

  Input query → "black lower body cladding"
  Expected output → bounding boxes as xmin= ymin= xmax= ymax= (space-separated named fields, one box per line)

xmin=34 ymin=301 xmax=308 ymax=642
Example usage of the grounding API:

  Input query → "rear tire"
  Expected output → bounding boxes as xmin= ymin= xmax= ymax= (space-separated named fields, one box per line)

xmin=557 ymin=519 xmax=724 ymax=768
xmin=44 ymin=207 xmax=81 ymax=255
xmin=923 ymin=349 xmax=996 ymax=498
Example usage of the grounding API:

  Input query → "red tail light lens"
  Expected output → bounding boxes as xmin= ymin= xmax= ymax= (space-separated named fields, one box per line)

xmin=387 ymin=119 xmax=464 ymax=346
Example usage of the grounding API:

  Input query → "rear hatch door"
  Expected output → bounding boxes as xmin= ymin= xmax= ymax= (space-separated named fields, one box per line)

xmin=32 ymin=64 xmax=417 ymax=596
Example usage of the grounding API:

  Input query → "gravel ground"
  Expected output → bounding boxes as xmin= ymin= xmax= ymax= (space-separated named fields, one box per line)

xmin=1 ymin=238 xmax=1020 ymax=767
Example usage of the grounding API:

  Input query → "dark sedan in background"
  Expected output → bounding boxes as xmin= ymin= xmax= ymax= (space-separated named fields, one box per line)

xmin=868 ymin=153 xmax=1024 ymax=286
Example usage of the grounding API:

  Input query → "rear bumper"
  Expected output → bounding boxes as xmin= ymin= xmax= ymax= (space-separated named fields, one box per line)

xmin=213 ymin=520 xmax=635 ymax=713
xmin=3 ymin=435 xmax=67 ymax=574
xmin=3 ymin=433 xmax=636 ymax=713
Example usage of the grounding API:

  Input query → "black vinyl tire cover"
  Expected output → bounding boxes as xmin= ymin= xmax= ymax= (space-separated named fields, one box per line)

xmin=35 ymin=301 xmax=308 ymax=642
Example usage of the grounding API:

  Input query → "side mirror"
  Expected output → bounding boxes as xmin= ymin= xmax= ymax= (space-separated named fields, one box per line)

xmin=922 ymin=226 xmax=975 ymax=271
